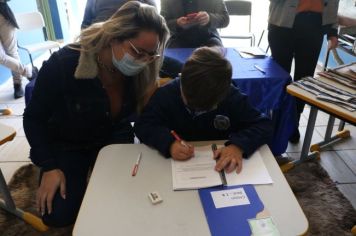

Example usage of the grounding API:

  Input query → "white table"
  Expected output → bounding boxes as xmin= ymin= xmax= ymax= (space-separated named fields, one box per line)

xmin=287 ymin=72 xmax=355 ymax=165
xmin=73 ymin=143 xmax=308 ymax=236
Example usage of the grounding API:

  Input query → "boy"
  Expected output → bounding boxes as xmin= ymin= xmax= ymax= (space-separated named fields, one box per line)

xmin=134 ymin=47 xmax=272 ymax=173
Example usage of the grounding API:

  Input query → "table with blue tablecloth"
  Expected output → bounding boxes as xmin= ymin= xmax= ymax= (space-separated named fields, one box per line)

xmin=165 ymin=48 xmax=296 ymax=155
xmin=25 ymin=48 xmax=296 ymax=155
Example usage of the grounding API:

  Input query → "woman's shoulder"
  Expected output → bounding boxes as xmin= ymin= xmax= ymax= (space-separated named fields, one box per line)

xmin=53 ymin=44 xmax=81 ymax=61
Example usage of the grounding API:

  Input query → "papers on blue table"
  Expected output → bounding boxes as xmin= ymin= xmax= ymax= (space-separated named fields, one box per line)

xmin=171 ymin=145 xmax=273 ymax=190
xmin=236 ymin=47 xmax=266 ymax=58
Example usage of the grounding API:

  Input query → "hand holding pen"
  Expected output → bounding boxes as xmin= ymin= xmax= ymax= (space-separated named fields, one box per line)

xmin=212 ymin=144 xmax=243 ymax=174
xmin=170 ymin=130 xmax=194 ymax=161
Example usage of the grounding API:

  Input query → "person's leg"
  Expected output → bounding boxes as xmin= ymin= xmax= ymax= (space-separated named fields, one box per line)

xmin=0 ymin=15 xmax=31 ymax=81
xmin=41 ymin=151 xmax=96 ymax=227
xmin=292 ymin=13 xmax=324 ymax=141
xmin=166 ymin=36 xmax=187 ymax=48
xmin=268 ymin=24 xmax=300 ymax=143
xmin=204 ymin=36 xmax=223 ymax=47
xmin=267 ymin=24 xmax=294 ymax=74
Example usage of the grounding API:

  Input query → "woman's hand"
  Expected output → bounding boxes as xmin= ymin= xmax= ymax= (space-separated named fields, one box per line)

xmin=37 ymin=169 xmax=66 ymax=215
xmin=328 ymin=36 xmax=338 ymax=50
xmin=170 ymin=140 xmax=194 ymax=161
xmin=214 ymin=145 xmax=243 ymax=173
xmin=195 ymin=11 xmax=210 ymax=26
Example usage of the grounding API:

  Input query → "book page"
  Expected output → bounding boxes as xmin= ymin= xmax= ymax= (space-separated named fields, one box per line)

xmin=225 ymin=150 xmax=273 ymax=186
xmin=171 ymin=145 xmax=222 ymax=190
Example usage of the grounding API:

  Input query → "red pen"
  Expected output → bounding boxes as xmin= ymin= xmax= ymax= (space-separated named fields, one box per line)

xmin=131 ymin=152 xmax=142 ymax=176
xmin=170 ymin=130 xmax=189 ymax=148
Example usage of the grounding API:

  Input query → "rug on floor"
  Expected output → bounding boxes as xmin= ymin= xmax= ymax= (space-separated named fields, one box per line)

xmin=284 ymin=160 xmax=356 ymax=236
xmin=0 ymin=161 xmax=355 ymax=236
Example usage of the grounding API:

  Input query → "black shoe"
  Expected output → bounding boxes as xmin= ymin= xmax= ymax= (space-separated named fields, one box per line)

xmin=289 ymin=128 xmax=300 ymax=144
xmin=27 ymin=66 xmax=38 ymax=81
xmin=275 ymin=155 xmax=294 ymax=166
xmin=14 ymin=84 xmax=24 ymax=99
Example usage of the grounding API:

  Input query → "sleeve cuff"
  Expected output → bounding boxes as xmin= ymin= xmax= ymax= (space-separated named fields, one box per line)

xmin=224 ymin=140 xmax=249 ymax=159
xmin=39 ymin=159 xmax=58 ymax=172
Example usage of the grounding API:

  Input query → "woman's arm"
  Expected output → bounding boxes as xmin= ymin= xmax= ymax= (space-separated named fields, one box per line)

xmin=23 ymin=53 xmax=62 ymax=171
xmin=207 ymin=0 xmax=230 ymax=29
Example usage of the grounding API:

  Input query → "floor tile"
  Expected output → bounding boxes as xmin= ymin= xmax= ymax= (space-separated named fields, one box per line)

xmin=286 ymin=126 xmax=324 ymax=153
xmin=0 ymin=118 xmax=23 ymax=133
xmin=336 ymin=150 xmax=356 ymax=175
xmin=319 ymin=151 xmax=356 ymax=184
xmin=0 ymin=136 xmax=30 ymax=162
xmin=7 ymin=102 xmax=26 ymax=116
xmin=314 ymin=125 xmax=356 ymax=151
xmin=0 ymin=161 xmax=31 ymax=183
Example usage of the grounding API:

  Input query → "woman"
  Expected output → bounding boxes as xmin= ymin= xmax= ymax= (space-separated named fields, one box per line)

xmin=0 ymin=0 xmax=37 ymax=98
xmin=268 ymin=0 xmax=339 ymax=144
xmin=161 ymin=0 xmax=229 ymax=48
xmin=23 ymin=1 xmax=168 ymax=227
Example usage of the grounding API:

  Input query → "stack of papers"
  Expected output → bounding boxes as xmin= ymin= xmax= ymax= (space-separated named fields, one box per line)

xmin=171 ymin=145 xmax=273 ymax=190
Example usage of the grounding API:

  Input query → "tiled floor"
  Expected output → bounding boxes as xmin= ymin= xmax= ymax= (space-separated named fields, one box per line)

xmin=0 ymin=54 xmax=355 ymax=212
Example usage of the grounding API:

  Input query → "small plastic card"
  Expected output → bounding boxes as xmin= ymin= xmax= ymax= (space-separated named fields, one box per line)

xmin=248 ymin=217 xmax=280 ymax=236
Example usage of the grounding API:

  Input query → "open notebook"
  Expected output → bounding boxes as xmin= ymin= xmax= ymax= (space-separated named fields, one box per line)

xmin=171 ymin=145 xmax=273 ymax=190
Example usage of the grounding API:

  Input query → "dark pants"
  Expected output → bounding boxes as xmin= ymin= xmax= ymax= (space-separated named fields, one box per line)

xmin=268 ymin=12 xmax=324 ymax=124
xmin=167 ymin=34 xmax=223 ymax=48
xmin=41 ymin=124 xmax=134 ymax=227
xmin=40 ymin=150 xmax=97 ymax=227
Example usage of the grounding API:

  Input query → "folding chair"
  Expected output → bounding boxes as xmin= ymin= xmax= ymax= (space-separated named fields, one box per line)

xmin=220 ymin=0 xmax=255 ymax=46
xmin=15 ymin=11 xmax=61 ymax=67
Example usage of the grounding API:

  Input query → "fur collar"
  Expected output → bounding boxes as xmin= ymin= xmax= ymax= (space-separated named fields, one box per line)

xmin=74 ymin=50 xmax=99 ymax=79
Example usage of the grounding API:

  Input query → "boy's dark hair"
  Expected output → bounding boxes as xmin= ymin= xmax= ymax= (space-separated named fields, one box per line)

xmin=181 ymin=47 xmax=232 ymax=110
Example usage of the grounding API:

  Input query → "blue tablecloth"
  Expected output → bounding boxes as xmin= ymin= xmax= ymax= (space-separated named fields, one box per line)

xmin=165 ymin=48 xmax=296 ymax=155
xmin=25 ymin=48 xmax=296 ymax=155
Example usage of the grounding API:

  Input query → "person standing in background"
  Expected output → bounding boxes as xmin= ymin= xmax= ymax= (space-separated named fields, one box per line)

xmin=81 ymin=0 xmax=157 ymax=29
xmin=268 ymin=0 xmax=339 ymax=143
xmin=0 ymin=0 xmax=37 ymax=98
xmin=161 ymin=0 xmax=229 ymax=48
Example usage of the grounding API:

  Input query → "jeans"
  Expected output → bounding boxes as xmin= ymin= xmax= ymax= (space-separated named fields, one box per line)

xmin=0 ymin=14 xmax=25 ymax=84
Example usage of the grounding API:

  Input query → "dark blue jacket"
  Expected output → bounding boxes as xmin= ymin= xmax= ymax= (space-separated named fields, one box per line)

xmin=134 ymin=79 xmax=273 ymax=158
xmin=23 ymin=46 xmax=136 ymax=171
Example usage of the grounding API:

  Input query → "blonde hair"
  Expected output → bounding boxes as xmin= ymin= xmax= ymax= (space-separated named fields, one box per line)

xmin=75 ymin=1 xmax=169 ymax=112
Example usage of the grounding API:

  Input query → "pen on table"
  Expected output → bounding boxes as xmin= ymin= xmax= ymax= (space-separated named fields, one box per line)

xmin=254 ymin=64 xmax=266 ymax=74
xmin=131 ymin=152 xmax=142 ymax=176
xmin=211 ymin=143 xmax=227 ymax=186
xmin=170 ymin=130 xmax=189 ymax=148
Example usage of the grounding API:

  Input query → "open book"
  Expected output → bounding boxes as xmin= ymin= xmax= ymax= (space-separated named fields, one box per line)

xmin=171 ymin=145 xmax=273 ymax=190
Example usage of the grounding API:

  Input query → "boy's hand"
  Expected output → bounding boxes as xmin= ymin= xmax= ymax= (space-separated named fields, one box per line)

xmin=170 ymin=141 xmax=194 ymax=161
xmin=37 ymin=169 xmax=66 ymax=215
xmin=214 ymin=145 xmax=243 ymax=173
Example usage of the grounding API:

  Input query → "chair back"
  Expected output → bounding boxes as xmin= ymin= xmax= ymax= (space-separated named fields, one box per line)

xmin=225 ymin=0 xmax=252 ymax=16
xmin=16 ymin=12 xmax=45 ymax=31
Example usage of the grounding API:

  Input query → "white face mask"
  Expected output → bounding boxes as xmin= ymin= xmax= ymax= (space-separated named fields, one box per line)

xmin=112 ymin=48 xmax=147 ymax=76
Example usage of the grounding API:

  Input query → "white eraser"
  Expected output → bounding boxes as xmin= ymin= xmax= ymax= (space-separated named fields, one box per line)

xmin=148 ymin=191 xmax=163 ymax=205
